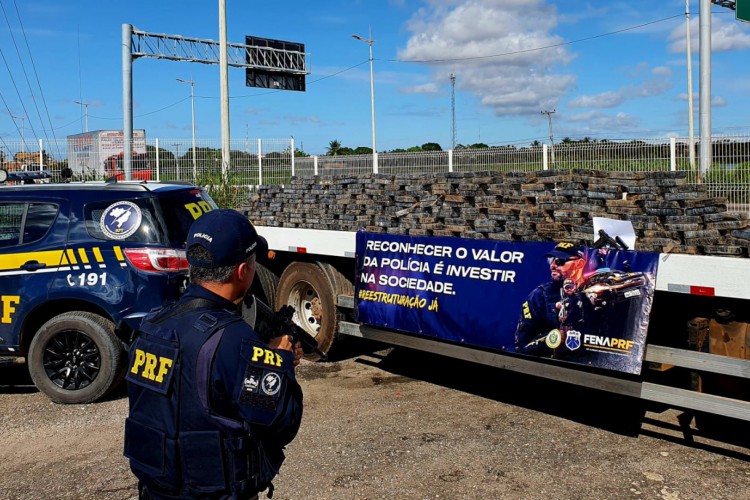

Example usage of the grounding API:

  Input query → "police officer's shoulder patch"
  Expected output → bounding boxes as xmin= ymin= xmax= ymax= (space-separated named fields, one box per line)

xmin=126 ymin=337 xmax=178 ymax=394
xmin=240 ymin=339 xmax=284 ymax=369
xmin=238 ymin=365 xmax=283 ymax=409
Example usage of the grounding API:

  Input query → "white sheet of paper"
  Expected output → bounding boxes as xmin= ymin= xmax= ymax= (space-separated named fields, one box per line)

xmin=593 ymin=217 xmax=636 ymax=249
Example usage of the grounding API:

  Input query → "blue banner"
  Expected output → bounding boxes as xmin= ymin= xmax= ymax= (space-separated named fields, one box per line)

xmin=355 ymin=231 xmax=659 ymax=375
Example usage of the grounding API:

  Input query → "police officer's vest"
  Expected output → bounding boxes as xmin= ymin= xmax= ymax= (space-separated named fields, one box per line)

xmin=124 ymin=299 xmax=268 ymax=499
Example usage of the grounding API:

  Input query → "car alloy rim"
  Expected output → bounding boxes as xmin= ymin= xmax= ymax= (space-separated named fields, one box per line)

xmin=43 ymin=330 xmax=101 ymax=390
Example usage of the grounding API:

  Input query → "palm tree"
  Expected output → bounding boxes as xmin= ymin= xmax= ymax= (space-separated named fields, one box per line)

xmin=327 ymin=140 xmax=342 ymax=156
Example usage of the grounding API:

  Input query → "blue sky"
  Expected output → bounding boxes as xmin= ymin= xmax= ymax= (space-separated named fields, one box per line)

xmin=1 ymin=0 xmax=749 ymax=156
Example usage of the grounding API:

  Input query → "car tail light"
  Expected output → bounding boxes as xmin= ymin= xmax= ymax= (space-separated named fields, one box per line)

xmin=122 ymin=248 xmax=188 ymax=272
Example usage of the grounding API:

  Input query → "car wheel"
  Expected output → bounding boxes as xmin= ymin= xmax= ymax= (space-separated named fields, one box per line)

xmin=28 ymin=311 xmax=123 ymax=404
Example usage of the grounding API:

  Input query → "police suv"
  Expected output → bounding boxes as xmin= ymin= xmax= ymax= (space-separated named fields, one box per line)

xmin=0 ymin=170 xmax=217 ymax=403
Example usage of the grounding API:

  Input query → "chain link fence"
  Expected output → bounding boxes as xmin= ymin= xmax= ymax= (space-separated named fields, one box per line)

xmin=2 ymin=135 xmax=749 ymax=215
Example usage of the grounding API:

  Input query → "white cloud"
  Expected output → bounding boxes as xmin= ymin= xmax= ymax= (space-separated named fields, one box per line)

xmin=668 ymin=16 xmax=750 ymax=53
xmin=568 ymin=68 xmax=672 ymax=109
xmin=565 ymin=110 xmax=640 ymax=133
xmin=401 ymin=83 xmax=440 ymax=94
xmin=569 ymin=91 xmax=625 ymax=109
xmin=676 ymin=93 xmax=727 ymax=107
xmin=398 ymin=0 xmax=576 ymax=117
xmin=283 ymin=115 xmax=321 ymax=125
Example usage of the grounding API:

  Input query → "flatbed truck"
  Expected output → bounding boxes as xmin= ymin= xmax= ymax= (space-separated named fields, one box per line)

xmin=253 ymin=225 xmax=750 ymax=423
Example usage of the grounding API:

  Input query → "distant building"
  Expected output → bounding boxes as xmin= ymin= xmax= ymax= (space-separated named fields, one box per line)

xmin=67 ymin=130 xmax=147 ymax=178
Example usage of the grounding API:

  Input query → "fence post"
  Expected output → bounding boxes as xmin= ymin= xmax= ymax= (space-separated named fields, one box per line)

xmin=257 ymin=138 xmax=263 ymax=186
xmin=670 ymin=137 xmax=677 ymax=171
xmin=448 ymin=149 xmax=453 ymax=173
xmin=38 ymin=139 xmax=43 ymax=171
xmin=290 ymin=136 xmax=295 ymax=178
xmin=155 ymin=138 xmax=160 ymax=182
xmin=543 ymin=144 xmax=549 ymax=170
xmin=313 ymin=156 xmax=318 ymax=176
xmin=373 ymin=152 xmax=379 ymax=174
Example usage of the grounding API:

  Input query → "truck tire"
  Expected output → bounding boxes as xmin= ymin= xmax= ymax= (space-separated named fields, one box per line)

xmin=255 ymin=263 xmax=280 ymax=309
xmin=28 ymin=311 xmax=123 ymax=404
xmin=276 ymin=262 xmax=341 ymax=360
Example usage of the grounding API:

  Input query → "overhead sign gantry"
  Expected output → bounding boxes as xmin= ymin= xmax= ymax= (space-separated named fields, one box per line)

xmin=122 ymin=24 xmax=309 ymax=180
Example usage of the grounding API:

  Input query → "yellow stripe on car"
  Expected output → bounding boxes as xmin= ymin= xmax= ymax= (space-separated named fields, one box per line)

xmin=77 ymin=248 xmax=90 ymax=264
xmin=113 ymin=246 xmax=124 ymax=262
xmin=66 ymin=249 xmax=78 ymax=265
xmin=0 ymin=250 xmax=66 ymax=271
xmin=92 ymin=247 xmax=104 ymax=263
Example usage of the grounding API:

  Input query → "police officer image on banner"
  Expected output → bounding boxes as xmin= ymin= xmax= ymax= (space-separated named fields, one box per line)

xmin=514 ymin=242 xmax=586 ymax=356
xmin=124 ymin=209 xmax=303 ymax=499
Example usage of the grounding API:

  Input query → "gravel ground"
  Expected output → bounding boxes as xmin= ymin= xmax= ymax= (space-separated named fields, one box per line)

xmin=1 ymin=339 xmax=749 ymax=500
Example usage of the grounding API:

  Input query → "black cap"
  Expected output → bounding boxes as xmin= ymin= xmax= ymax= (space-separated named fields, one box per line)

xmin=186 ymin=209 xmax=268 ymax=268
xmin=545 ymin=242 xmax=585 ymax=260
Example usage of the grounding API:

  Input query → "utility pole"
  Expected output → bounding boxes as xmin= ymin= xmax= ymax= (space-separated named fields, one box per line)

xmin=685 ymin=0 xmax=696 ymax=174
xmin=176 ymin=78 xmax=197 ymax=180
xmin=698 ymin=0 xmax=711 ymax=182
xmin=219 ymin=0 xmax=230 ymax=181
xmin=450 ymin=73 xmax=456 ymax=150
xmin=11 ymin=114 xmax=25 ymax=153
xmin=541 ymin=109 xmax=556 ymax=164
xmin=73 ymin=100 xmax=91 ymax=132
xmin=352 ymin=32 xmax=377 ymax=173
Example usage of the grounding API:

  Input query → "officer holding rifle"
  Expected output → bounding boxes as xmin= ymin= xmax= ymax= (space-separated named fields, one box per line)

xmin=124 ymin=209 xmax=303 ymax=499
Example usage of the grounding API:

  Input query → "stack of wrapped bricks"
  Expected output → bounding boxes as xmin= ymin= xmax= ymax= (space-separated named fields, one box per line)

xmin=242 ymin=169 xmax=750 ymax=257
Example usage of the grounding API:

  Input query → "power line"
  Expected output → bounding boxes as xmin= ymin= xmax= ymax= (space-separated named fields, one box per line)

xmin=0 ymin=90 xmax=23 ymax=138
xmin=0 ymin=0 xmax=48 ymax=149
xmin=88 ymin=96 xmax=191 ymax=120
xmin=380 ymin=13 xmax=685 ymax=64
xmin=13 ymin=0 xmax=60 ymax=157
xmin=0 ymin=43 xmax=39 ymax=144
xmin=46 ymin=11 xmax=702 ymax=128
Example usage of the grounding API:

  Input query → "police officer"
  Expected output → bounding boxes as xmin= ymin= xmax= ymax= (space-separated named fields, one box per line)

xmin=124 ymin=209 xmax=303 ymax=499
xmin=515 ymin=242 xmax=586 ymax=355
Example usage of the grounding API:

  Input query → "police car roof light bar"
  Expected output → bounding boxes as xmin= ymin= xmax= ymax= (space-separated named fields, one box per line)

xmin=0 ymin=169 xmax=53 ymax=184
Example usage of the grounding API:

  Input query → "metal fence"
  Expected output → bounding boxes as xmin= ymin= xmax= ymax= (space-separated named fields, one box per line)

xmin=2 ymin=134 xmax=749 ymax=215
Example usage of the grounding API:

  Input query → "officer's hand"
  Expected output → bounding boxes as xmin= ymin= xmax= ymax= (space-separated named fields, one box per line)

xmin=268 ymin=334 xmax=293 ymax=352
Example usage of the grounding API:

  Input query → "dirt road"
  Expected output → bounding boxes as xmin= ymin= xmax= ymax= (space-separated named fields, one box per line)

xmin=1 ymin=339 xmax=749 ymax=499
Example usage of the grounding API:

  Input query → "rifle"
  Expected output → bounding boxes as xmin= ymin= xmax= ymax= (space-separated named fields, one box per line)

xmin=243 ymin=294 xmax=328 ymax=360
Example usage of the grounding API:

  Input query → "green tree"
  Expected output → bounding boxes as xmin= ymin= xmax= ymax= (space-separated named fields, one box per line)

xmin=353 ymin=146 xmax=373 ymax=155
xmin=421 ymin=142 xmax=442 ymax=151
xmin=326 ymin=140 xmax=343 ymax=156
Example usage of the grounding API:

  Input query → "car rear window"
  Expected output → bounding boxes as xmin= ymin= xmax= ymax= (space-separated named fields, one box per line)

xmin=154 ymin=189 xmax=218 ymax=246
xmin=84 ymin=197 xmax=163 ymax=243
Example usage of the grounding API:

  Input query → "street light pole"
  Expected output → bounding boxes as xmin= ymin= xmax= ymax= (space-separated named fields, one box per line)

xmin=352 ymin=33 xmax=377 ymax=173
xmin=73 ymin=100 xmax=91 ymax=132
xmin=176 ymin=78 xmax=197 ymax=180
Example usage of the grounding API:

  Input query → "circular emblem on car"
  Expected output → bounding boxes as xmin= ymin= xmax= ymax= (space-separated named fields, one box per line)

xmin=100 ymin=201 xmax=142 ymax=240
xmin=545 ymin=329 xmax=563 ymax=349
xmin=261 ymin=372 xmax=281 ymax=396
